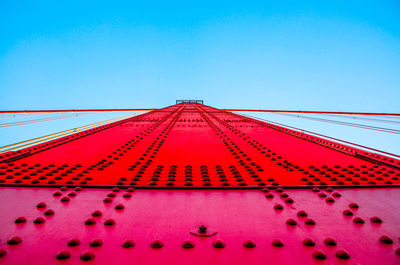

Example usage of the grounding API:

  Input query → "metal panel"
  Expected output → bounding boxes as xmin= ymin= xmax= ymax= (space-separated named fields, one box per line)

xmin=1 ymin=103 xmax=399 ymax=187
xmin=0 ymin=102 xmax=399 ymax=264
xmin=0 ymin=187 xmax=399 ymax=264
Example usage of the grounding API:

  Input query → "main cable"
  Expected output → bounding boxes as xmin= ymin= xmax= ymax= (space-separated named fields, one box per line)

xmin=238 ymin=112 xmax=400 ymax=159
xmin=0 ymin=113 xmax=93 ymax=128
xmin=276 ymin=113 xmax=400 ymax=135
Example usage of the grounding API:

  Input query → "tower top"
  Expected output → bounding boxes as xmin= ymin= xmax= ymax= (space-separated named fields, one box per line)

xmin=176 ymin=99 xmax=204 ymax=104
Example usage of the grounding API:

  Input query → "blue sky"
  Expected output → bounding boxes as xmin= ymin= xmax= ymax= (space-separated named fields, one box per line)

xmin=0 ymin=0 xmax=399 ymax=154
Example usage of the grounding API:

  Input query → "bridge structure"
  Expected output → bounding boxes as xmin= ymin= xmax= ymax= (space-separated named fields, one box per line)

xmin=0 ymin=102 xmax=399 ymax=264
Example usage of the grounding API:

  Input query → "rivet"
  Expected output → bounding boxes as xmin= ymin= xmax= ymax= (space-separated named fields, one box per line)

xmin=326 ymin=197 xmax=335 ymax=203
xmin=80 ymin=251 xmax=95 ymax=261
xmin=36 ymin=202 xmax=47 ymax=209
xmin=60 ymin=196 xmax=70 ymax=202
xmin=370 ymin=216 xmax=383 ymax=223
xmin=265 ymin=193 xmax=274 ymax=199
xmin=89 ymin=239 xmax=103 ymax=247
xmin=304 ymin=218 xmax=316 ymax=225
xmin=349 ymin=203 xmax=359 ymax=209
xmin=353 ymin=217 xmax=365 ymax=224
xmin=53 ymin=191 xmax=62 ymax=197
xmin=284 ymin=198 xmax=294 ymax=204
xmin=379 ymin=235 xmax=393 ymax=245
xmin=103 ymin=198 xmax=112 ymax=203
xmin=85 ymin=218 xmax=96 ymax=226
xmin=14 ymin=216 xmax=27 ymax=224
xmin=243 ymin=240 xmax=256 ymax=248
xmin=297 ymin=210 xmax=307 ymax=217
xmin=302 ymin=238 xmax=315 ymax=247
xmin=396 ymin=248 xmax=400 ymax=256
xmin=91 ymin=210 xmax=102 ymax=217
xmin=286 ymin=218 xmax=297 ymax=226
xmin=33 ymin=217 xmax=45 ymax=224
xmin=56 ymin=250 xmax=71 ymax=260
xmin=332 ymin=192 xmax=341 ymax=197
xmin=335 ymin=249 xmax=350 ymax=259
xmin=0 ymin=249 xmax=6 ymax=258
xmin=7 ymin=236 xmax=22 ymax=245
xmin=323 ymin=237 xmax=337 ymax=246
xmin=67 ymin=192 xmax=77 ymax=197
xmin=274 ymin=204 xmax=284 ymax=210
xmin=122 ymin=240 xmax=135 ymax=248
xmin=104 ymin=218 xmax=115 ymax=226
xmin=150 ymin=240 xmax=164 ymax=248
xmin=181 ymin=240 xmax=195 ymax=249
xmin=115 ymin=204 xmax=125 ymax=210
xmin=44 ymin=209 xmax=55 ymax=216
xmin=312 ymin=250 xmax=327 ymax=260
xmin=212 ymin=240 xmax=225 ymax=248
xmin=271 ymin=239 xmax=284 ymax=247
xmin=343 ymin=210 xmax=354 ymax=216
xmin=67 ymin=238 xmax=81 ymax=247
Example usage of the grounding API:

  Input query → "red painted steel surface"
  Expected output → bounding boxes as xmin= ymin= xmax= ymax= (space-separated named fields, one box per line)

xmin=1 ymin=103 xmax=399 ymax=187
xmin=0 ymin=103 xmax=399 ymax=264
xmin=0 ymin=188 xmax=399 ymax=264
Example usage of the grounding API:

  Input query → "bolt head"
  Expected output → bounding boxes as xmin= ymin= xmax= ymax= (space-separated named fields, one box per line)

xmin=14 ymin=216 xmax=27 ymax=224
xmin=7 ymin=236 xmax=22 ymax=245
xmin=312 ymin=250 xmax=327 ymax=260
xmin=89 ymin=239 xmax=103 ymax=247
xmin=67 ymin=238 xmax=80 ymax=247
xmin=56 ymin=250 xmax=71 ymax=260
xmin=302 ymin=238 xmax=315 ymax=247
xmin=243 ymin=240 xmax=256 ymax=248
xmin=122 ymin=240 xmax=135 ymax=248
xmin=379 ymin=235 xmax=393 ymax=245
xmin=272 ymin=239 xmax=284 ymax=247
xmin=336 ymin=250 xmax=350 ymax=259
xmin=150 ymin=240 xmax=164 ymax=249
xmin=181 ymin=240 xmax=195 ymax=249
xmin=80 ymin=251 xmax=95 ymax=261
xmin=212 ymin=240 xmax=225 ymax=248
xmin=324 ymin=238 xmax=337 ymax=246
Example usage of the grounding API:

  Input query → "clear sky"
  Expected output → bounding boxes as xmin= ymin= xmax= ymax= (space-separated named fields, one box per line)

xmin=1 ymin=0 xmax=399 ymax=110
xmin=0 ymin=1 xmax=399 ymax=154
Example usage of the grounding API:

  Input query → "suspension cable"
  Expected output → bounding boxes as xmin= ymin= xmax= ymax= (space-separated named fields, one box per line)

xmin=224 ymin=109 xmax=400 ymax=116
xmin=0 ymin=113 xmax=94 ymax=128
xmin=325 ymin=114 xmax=400 ymax=125
xmin=238 ymin=112 xmax=400 ymax=159
xmin=276 ymin=113 xmax=400 ymax=135
xmin=0 ymin=112 xmax=144 ymax=153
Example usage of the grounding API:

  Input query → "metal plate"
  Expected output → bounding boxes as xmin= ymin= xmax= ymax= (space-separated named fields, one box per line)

xmin=0 ymin=104 xmax=399 ymax=188
xmin=0 ymin=187 xmax=399 ymax=264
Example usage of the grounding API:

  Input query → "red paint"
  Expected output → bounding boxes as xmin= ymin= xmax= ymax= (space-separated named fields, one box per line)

xmin=0 ymin=187 xmax=398 ymax=264
xmin=0 ymin=102 xmax=399 ymax=264
xmin=0 ymin=103 xmax=399 ymax=187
